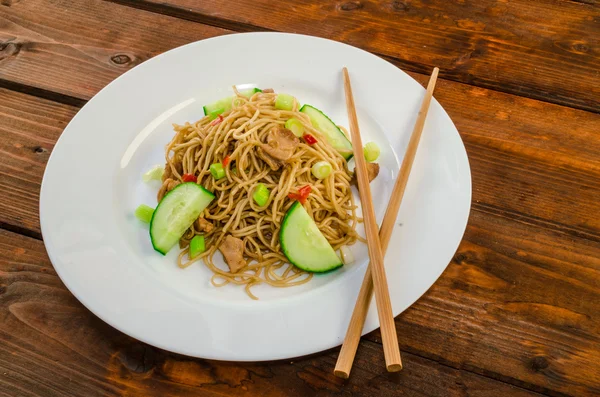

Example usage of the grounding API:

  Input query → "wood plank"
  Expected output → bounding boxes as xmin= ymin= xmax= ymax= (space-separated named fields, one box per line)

xmin=2 ymin=76 xmax=599 ymax=395
xmin=1 ymin=0 xmax=598 ymax=238
xmin=1 ymin=0 xmax=599 ymax=113
xmin=0 ymin=1 xmax=598 ymax=393
xmin=367 ymin=208 xmax=600 ymax=396
xmin=0 ymin=0 xmax=229 ymax=101
xmin=128 ymin=0 xmax=600 ymax=113
xmin=1 ymin=89 xmax=599 ymax=394
xmin=427 ymin=77 xmax=600 ymax=242
xmin=0 ymin=88 xmax=78 ymax=238
xmin=0 ymin=229 xmax=543 ymax=397
xmin=2 ymin=73 xmax=599 ymax=241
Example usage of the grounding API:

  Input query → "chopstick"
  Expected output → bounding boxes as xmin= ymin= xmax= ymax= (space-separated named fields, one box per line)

xmin=335 ymin=67 xmax=440 ymax=379
xmin=341 ymin=67 xmax=402 ymax=374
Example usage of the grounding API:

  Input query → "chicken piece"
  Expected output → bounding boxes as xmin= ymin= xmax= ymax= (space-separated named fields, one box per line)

xmin=257 ymin=147 xmax=281 ymax=171
xmin=219 ymin=235 xmax=246 ymax=273
xmin=260 ymin=126 xmax=299 ymax=162
xmin=350 ymin=163 xmax=380 ymax=186
xmin=195 ymin=216 xmax=214 ymax=233
xmin=262 ymin=88 xmax=274 ymax=93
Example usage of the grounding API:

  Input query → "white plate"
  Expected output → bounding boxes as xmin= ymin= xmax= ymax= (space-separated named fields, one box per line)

xmin=40 ymin=33 xmax=471 ymax=361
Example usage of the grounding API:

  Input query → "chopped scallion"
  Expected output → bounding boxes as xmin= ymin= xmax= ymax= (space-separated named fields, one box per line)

xmin=284 ymin=118 xmax=305 ymax=137
xmin=252 ymin=183 xmax=270 ymax=207
xmin=142 ymin=165 xmax=164 ymax=182
xmin=275 ymin=94 xmax=295 ymax=111
xmin=189 ymin=235 xmax=206 ymax=258
xmin=210 ymin=163 xmax=226 ymax=179
xmin=363 ymin=142 xmax=380 ymax=162
xmin=208 ymin=108 xmax=224 ymax=120
xmin=134 ymin=204 xmax=154 ymax=223
xmin=311 ymin=161 xmax=332 ymax=179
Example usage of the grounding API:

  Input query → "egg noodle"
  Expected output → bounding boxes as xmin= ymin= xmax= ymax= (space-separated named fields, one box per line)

xmin=159 ymin=88 xmax=361 ymax=299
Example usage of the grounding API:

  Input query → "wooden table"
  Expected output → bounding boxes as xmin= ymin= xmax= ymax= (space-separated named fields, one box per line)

xmin=1 ymin=1 xmax=599 ymax=396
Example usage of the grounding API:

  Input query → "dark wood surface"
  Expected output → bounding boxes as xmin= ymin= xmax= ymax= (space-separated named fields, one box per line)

xmin=1 ymin=0 xmax=599 ymax=396
xmin=0 ymin=229 xmax=546 ymax=397
xmin=121 ymin=0 xmax=600 ymax=113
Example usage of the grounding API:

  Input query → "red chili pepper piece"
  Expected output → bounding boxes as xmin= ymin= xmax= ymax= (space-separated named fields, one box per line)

xmin=222 ymin=155 xmax=231 ymax=167
xmin=182 ymin=173 xmax=197 ymax=183
xmin=287 ymin=193 xmax=308 ymax=204
xmin=288 ymin=185 xmax=312 ymax=204
xmin=298 ymin=185 xmax=312 ymax=197
xmin=210 ymin=114 xmax=224 ymax=126
xmin=303 ymin=134 xmax=318 ymax=145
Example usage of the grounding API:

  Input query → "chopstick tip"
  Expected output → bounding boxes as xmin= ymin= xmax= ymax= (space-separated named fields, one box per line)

xmin=333 ymin=369 xmax=350 ymax=379
xmin=387 ymin=363 xmax=403 ymax=372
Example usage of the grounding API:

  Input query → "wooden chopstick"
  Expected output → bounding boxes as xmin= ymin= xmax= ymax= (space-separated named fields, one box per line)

xmin=335 ymin=67 xmax=440 ymax=379
xmin=341 ymin=67 xmax=402 ymax=374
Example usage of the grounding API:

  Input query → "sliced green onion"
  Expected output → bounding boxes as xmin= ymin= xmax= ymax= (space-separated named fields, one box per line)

xmin=339 ymin=245 xmax=354 ymax=265
xmin=210 ymin=163 xmax=226 ymax=179
xmin=285 ymin=118 xmax=305 ymax=137
xmin=134 ymin=204 xmax=154 ymax=223
xmin=253 ymin=183 xmax=270 ymax=207
xmin=189 ymin=235 xmax=206 ymax=258
xmin=363 ymin=142 xmax=381 ymax=162
xmin=311 ymin=161 xmax=332 ymax=179
xmin=275 ymin=94 xmax=295 ymax=111
xmin=208 ymin=108 xmax=225 ymax=120
xmin=142 ymin=165 xmax=164 ymax=182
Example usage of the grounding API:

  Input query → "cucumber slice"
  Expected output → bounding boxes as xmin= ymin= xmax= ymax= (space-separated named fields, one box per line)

xmin=280 ymin=202 xmax=342 ymax=272
xmin=300 ymin=104 xmax=353 ymax=160
xmin=203 ymin=88 xmax=262 ymax=117
xmin=150 ymin=182 xmax=215 ymax=255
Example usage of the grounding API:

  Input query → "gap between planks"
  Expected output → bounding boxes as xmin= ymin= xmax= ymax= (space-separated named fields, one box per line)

xmin=1 ymin=196 xmax=596 ymax=247
xmin=0 ymin=79 xmax=87 ymax=108
xmin=105 ymin=0 xmax=600 ymax=115
xmin=0 ymin=226 xmax=557 ymax=397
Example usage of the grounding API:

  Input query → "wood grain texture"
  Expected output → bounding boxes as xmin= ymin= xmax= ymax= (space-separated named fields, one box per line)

xmin=0 ymin=88 xmax=78 ymax=238
xmin=1 ymin=84 xmax=599 ymax=394
xmin=2 ymin=76 xmax=598 ymax=242
xmin=435 ymin=81 xmax=600 ymax=242
xmin=374 ymin=209 xmax=600 ymax=396
xmin=129 ymin=0 xmax=600 ymax=113
xmin=0 ymin=0 xmax=228 ymax=101
xmin=0 ymin=0 xmax=599 ymax=395
xmin=1 ymin=0 xmax=598 ymax=112
xmin=0 ymin=229 xmax=544 ymax=397
xmin=0 ymin=0 xmax=597 ymax=237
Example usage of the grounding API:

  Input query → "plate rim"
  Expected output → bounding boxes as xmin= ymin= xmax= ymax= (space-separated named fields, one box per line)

xmin=40 ymin=31 xmax=472 ymax=361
